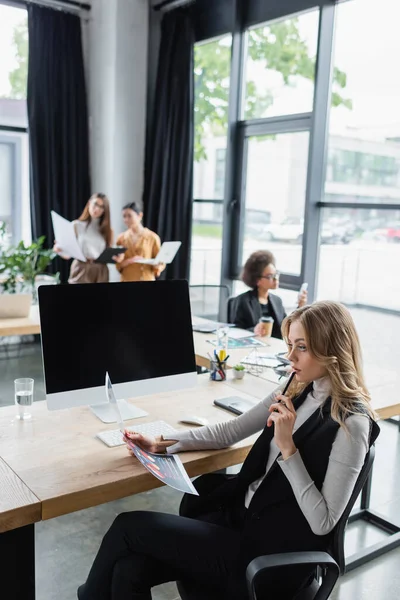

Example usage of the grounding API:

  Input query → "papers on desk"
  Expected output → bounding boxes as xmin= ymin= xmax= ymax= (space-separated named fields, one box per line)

xmin=51 ymin=211 xmax=86 ymax=262
xmin=191 ymin=316 xmax=232 ymax=333
xmin=240 ymin=353 xmax=282 ymax=368
xmin=207 ymin=337 xmax=266 ymax=349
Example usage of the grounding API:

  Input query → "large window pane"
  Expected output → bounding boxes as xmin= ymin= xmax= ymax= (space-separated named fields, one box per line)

xmin=0 ymin=132 xmax=30 ymax=244
xmin=317 ymin=208 xmax=400 ymax=311
xmin=0 ymin=143 xmax=12 ymax=229
xmin=0 ymin=5 xmax=28 ymax=128
xmin=190 ymin=202 xmax=223 ymax=285
xmin=243 ymin=10 xmax=319 ymax=120
xmin=193 ymin=35 xmax=232 ymax=200
xmin=0 ymin=4 xmax=29 ymax=244
xmin=240 ymin=131 xmax=310 ymax=275
xmin=325 ymin=0 xmax=400 ymax=206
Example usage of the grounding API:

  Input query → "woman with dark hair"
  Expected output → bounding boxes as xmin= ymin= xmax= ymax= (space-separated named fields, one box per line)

xmin=54 ymin=193 xmax=113 ymax=284
xmin=114 ymin=203 xmax=165 ymax=282
xmin=232 ymin=250 xmax=307 ymax=338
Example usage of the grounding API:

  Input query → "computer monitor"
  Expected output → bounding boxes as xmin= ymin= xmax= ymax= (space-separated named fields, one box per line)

xmin=38 ymin=280 xmax=197 ymax=421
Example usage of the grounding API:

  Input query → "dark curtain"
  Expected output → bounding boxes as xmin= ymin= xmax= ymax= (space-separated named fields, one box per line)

xmin=27 ymin=5 xmax=91 ymax=283
xmin=143 ymin=9 xmax=194 ymax=280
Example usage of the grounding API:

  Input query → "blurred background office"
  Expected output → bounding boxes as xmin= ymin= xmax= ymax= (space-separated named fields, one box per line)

xmin=1 ymin=0 xmax=400 ymax=599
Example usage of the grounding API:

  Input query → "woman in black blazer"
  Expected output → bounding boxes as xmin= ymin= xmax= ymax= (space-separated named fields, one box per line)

xmin=77 ymin=301 xmax=379 ymax=600
xmin=233 ymin=250 xmax=307 ymax=339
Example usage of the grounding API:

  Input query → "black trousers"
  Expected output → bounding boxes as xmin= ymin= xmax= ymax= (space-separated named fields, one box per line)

xmin=77 ymin=510 xmax=247 ymax=600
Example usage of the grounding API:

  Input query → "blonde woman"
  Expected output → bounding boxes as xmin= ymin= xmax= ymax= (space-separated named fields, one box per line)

xmin=113 ymin=203 xmax=165 ymax=282
xmin=78 ymin=301 xmax=379 ymax=600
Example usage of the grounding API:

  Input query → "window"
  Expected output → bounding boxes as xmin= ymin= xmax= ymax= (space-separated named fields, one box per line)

xmin=317 ymin=207 xmax=400 ymax=311
xmin=214 ymin=149 xmax=226 ymax=199
xmin=240 ymin=131 xmax=310 ymax=276
xmin=191 ymin=35 xmax=232 ymax=285
xmin=326 ymin=149 xmax=400 ymax=189
xmin=243 ymin=10 xmax=319 ymax=120
xmin=318 ymin=0 xmax=400 ymax=310
xmin=0 ymin=4 xmax=29 ymax=244
xmin=192 ymin=35 xmax=232 ymax=201
xmin=323 ymin=0 xmax=400 ymax=206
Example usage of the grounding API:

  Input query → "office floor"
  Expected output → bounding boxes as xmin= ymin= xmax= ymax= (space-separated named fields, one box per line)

xmin=0 ymin=308 xmax=399 ymax=600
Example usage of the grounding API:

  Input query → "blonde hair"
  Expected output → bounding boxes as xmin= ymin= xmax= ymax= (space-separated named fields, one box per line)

xmin=281 ymin=301 xmax=376 ymax=428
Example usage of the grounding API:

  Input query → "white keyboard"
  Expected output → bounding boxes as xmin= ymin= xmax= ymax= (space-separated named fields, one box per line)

xmin=96 ymin=420 xmax=176 ymax=448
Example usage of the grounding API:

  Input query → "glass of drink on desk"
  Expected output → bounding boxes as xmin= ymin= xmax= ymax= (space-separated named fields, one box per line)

xmin=14 ymin=378 xmax=34 ymax=420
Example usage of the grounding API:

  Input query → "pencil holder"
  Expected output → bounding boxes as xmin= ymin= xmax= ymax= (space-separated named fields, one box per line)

xmin=209 ymin=359 xmax=227 ymax=381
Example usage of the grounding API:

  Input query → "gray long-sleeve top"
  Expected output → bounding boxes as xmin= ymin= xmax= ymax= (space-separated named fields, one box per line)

xmin=164 ymin=377 xmax=370 ymax=535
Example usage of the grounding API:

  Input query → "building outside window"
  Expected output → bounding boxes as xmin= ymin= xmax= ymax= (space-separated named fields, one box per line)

xmin=318 ymin=0 xmax=400 ymax=311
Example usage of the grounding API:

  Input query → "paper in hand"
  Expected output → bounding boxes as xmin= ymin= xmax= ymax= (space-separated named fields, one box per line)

xmin=124 ymin=434 xmax=199 ymax=496
xmin=51 ymin=211 xmax=86 ymax=262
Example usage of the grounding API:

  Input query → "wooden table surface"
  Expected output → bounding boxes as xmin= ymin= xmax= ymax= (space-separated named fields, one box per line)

xmin=0 ymin=458 xmax=41 ymax=533
xmin=0 ymin=375 xmax=275 ymax=522
xmin=0 ymin=306 xmax=40 ymax=337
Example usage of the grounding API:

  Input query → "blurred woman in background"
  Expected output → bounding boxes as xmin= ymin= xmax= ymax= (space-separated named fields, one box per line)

xmin=114 ymin=203 xmax=165 ymax=282
xmin=54 ymin=193 xmax=113 ymax=284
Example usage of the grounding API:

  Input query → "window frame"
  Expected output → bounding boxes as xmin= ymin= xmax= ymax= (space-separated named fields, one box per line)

xmin=191 ymin=0 xmax=400 ymax=308
xmin=0 ymin=131 xmax=23 ymax=243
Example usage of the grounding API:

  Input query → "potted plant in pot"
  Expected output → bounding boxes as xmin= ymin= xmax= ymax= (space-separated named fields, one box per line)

xmin=232 ymin=364 xmax=245 ymax=380
xmin=0 ymin=223 xmax=57 ymax=314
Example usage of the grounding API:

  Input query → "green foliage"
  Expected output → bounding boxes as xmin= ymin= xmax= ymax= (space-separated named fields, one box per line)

xmin=192 ymin=223 xmax=223 ymax=238
xmin=233 ymin=364 xmax=245 ymax=371
xmin=8 ymin=18 xmax=28 ymax=99
xmin=194 ymin=40 xmax=231 ymax=162
xmin=194 ymin=18 xmax=352 ymax=161
xmin=0 ymin=230 xmax=56 ymax=294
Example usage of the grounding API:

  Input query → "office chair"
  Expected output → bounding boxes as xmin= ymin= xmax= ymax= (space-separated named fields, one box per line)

xmin=177 ymin=446 xmax=376 ymax=600
xmin=227 ymin=295 xmax=238 ymax=323
xmin=189 ymin=284 xmax=230 ymax=321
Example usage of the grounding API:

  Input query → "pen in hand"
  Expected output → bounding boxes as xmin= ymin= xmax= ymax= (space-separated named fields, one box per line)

xmin=271 ymin=371 xmax=296 ymax=414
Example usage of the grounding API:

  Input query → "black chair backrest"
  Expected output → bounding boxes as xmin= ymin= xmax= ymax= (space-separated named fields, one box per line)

xmin=227 ymin=296 xmax=238 ymax=323
xmin=330 ymin=445 xmax=375 ymax=574
xmin=189 ymin=285 xmax=230 ymax=321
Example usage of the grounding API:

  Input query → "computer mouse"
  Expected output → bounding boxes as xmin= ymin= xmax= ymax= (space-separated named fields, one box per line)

xmin=179 ymin=415 xmax=209 ymax=427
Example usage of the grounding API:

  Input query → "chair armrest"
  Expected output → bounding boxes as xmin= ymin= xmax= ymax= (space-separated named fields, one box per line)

xmin=246 ymin=551 xmax=339 ymax=600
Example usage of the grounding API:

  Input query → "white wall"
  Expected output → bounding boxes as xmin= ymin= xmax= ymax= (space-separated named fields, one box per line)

xmin=87 ymin=0 xmax=149 ymax=239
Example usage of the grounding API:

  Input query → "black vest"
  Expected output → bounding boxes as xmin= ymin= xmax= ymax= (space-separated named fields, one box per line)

xmin=182 ymin=386 xmax=379 ymax=567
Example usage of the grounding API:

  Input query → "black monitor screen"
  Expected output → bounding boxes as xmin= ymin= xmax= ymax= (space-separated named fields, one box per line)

xmin=39 ymin=280 xmax=196 ymax=394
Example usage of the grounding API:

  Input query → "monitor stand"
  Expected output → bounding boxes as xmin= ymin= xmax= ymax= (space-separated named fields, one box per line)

xmin=90 ymin=400 xmax=148 ymax=424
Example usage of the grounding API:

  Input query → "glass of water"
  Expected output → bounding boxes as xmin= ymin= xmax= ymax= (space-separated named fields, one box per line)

xmin=14 ymin=378 xmax=34 ymax=420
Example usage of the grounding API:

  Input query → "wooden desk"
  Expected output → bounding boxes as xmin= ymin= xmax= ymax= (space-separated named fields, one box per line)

xmin=0 ymin=375 xmax=269 ymax=522
xmin=0 ymin=374 xmax=270 ymax=600
xmin=0 ymin=459 xmax=41 ymax=600
xmin=0 ymin=306 xmax=40 ymax=337
xmin=0 ymin=458 xmax=41 ymax=533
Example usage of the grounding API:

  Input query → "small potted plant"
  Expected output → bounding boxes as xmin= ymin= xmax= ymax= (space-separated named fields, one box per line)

xmin=232 ymin=364 xmax=245 ymax=380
